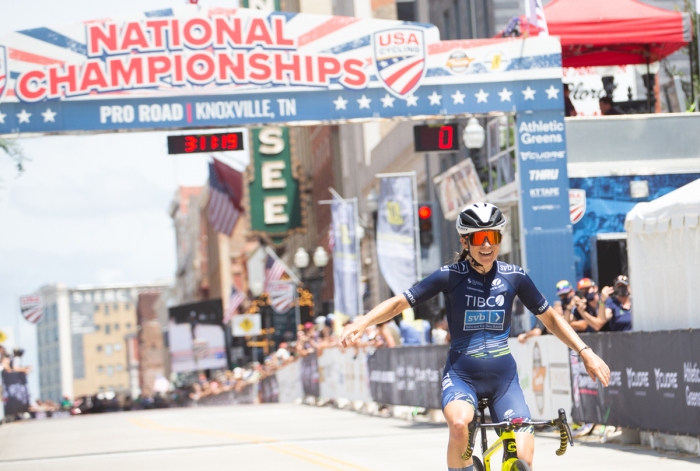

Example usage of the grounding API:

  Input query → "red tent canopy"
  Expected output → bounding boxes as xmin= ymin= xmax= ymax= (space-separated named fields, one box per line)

xmin=544 ymin=0 xmax=692 ymax=67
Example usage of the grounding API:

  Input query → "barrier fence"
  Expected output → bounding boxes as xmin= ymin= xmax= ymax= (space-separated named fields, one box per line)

xmin=571 ymin=330 xmax=700 ymax=435
xmin=1 ymin=371 xmax=30 ymax=416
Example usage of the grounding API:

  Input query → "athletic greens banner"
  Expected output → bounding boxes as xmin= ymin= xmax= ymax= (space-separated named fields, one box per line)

xmin=376 ymin=176 xmax=417 ymax=295
xmin=248 ymin=126 xmax=302 ymax=243
xmin=331 ymin=197 xmax=360 ymax=317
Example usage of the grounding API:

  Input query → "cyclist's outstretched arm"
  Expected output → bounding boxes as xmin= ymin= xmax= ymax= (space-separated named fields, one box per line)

xmin=539 ymin=307 xmax=611 ymax=387
xmin=340 ymin=295 xmax=409 ymax=347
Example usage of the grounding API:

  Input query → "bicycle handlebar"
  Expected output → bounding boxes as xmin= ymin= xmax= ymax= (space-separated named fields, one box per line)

xmin=465 ymin=408 xmax=574 ymax=458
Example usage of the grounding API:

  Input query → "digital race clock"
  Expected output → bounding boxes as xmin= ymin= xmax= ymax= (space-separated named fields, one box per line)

xmin=167 ymin=132 xmax=245 ymax=154
xmin=413 ymin=124 xmax=460 ymax=152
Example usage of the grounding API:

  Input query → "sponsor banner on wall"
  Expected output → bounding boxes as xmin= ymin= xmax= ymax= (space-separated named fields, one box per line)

xmin=376 ymin=176 xmax=418 ymax=296
xmin=0 ymin=6 xmax=564 ymax=136
xmin=168 ymin=299 xmax=227 ymax=372
xmin=275 ymin=358 xmax=304 ymax=403
xmin=259 ymin=375 xmax=280 ymax=403
xmin=331 ymin=197 xmax=360 ymax=317
xmin=317 ymin=348 xmax=373 ymax=403
xmin=508 ymin=336 xmax=572 ymax=420
xmin=367 ymin=345 xmax=447 ymax=409
xmin=301 ymin=352 xmax=320 ymax=397
xmin=195 ymin=384 xmax=256 ymax=406
xmin=516 ymin=109 xmax=576 ymax=303
xmin=2 ymin=371 xmax=30 ymax=415
xmin=571 ymin=331 xmax=700 ymax=435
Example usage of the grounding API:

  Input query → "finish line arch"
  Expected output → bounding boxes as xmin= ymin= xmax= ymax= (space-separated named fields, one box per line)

xmin=0 ymin=6 xmax=575 ymax=300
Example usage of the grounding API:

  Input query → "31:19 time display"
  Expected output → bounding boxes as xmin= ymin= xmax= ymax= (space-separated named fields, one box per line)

xmin=167 ymin=132 xmax=244 ymax=154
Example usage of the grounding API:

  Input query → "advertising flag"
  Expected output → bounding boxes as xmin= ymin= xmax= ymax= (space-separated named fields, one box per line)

xmin=268 ymin=280 xmax=295 ymax=314
xmin=376 ymin=176 xmax=417 ymax=296
xmin=331 ymin=197 xmax=360 ymax=317
xmin=20 ymin=294 xmax=43 ymax=324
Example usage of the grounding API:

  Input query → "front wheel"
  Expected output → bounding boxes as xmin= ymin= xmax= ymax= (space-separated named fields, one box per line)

xmin=510 ymin=459 xmax=531 ymax=471
xmin=472 ymin=456 xmax=485 ymax=471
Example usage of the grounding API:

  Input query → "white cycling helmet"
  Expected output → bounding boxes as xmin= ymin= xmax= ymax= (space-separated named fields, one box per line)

xmin=455 ymin=203 xmax=506 ymax=235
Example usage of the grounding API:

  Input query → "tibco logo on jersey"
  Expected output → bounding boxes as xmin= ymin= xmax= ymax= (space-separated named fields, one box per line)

xmin=492 ymin=278 xmax=502 ymax=288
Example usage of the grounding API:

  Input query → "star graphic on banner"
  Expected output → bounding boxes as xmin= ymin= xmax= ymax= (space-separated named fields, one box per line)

xmin=522 ymin=86 xmax=536 ymax=100
xmin=546 ymin=84 xmax=560 ymax=99
xmin=333 ymin=95 xmax=348 ymax=110
xmin=498 ymin=88 xmax=513 ymax=102
xmin=475 ymin=89 xmax=489 ymax=103
xmin=357 ymin=95 xmax=372 ymax=109
xmin=380 ymin=60 xmax=388 ymax=67
xmin=451 ymin=90 xmax=466 ymax=104
xmin=0 ymin=110 xmax=6 ymax=124
xmin=380 ymin=93 xmax=395 ymax=108
xmin=17 ymin=109 xmax=31 ymax=123
xmin=41 ymin=108 xmax=57 ymax=122
xmin=405 ymin=94 xmax=418 ymax=106
xmin=427 ymin=91 xmax=442 ymax=105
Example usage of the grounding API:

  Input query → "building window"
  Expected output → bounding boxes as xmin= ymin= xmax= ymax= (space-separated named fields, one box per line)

xmin=126 ymin=323 xmax=132 ymax=329
xmin=113 ymin=304 xmax=119 ymax=311
xmin=116 ymin=364 xmax=124 ymax=372
xmin=106 ymin=365 xmax=114 ymax=376
xmin=443 ymin=10 xmax=452 ymax=39
xmin=124 ymin=303 xmax=131 ymax=311
xmin=105 ymin=344 xmax=113 ymax=356
xmin=105 ymin=305 xmax=110 ymax=315
xmin=114 ymin=343 xmax=123 ymax=352
xmin=97 ymin=345 xmax=102 ymax=352
xmin=97 ymin=366 xmax=104 ymax=374
xmin=114 ymin=323 xmax=120 ymax=331
xmin=105 ymin=324 xmax=111 ymax=334
xmin=94 ymin=305 xmax=99 ymax=312
xmin=95 ymin=324 xmax=101 ymax=331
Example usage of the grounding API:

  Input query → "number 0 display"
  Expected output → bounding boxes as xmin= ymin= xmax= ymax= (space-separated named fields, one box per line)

xmin=413 ymin=124 xmax=460 ymax=152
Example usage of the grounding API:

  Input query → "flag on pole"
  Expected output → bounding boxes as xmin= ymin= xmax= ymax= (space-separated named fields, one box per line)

xmin=525 ymin=0 xmax=549 ymax=36
xmin=223 ymin=286 xmax=247 ymax=325
xmin=264 ymin=254 xmax=286 ymax=292
xmin=208 ymin=160 xmax=242 ymax=236
xmin=268 ymin=280 xmax=296 ymax=314
xmin=20 ymin=294 xmax=44 ymax=324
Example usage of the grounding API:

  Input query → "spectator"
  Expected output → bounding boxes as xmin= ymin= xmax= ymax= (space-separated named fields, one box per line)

xmin=398 ymin=313 xmax=431 ymax=346
xmin=599 ymin=96 xmax=622 ymax=115
xmin=432 ymin=317 xmax=450 ymax=345
xmin=519 ymin=280 xmax=575 ymax=343
xmin=564 ymin=84 xmax=577 ymax=117
xmin=579 ymin=275 xmax=633 ymax=332
xmin=573 ymin=278 xmax=598 ymax=333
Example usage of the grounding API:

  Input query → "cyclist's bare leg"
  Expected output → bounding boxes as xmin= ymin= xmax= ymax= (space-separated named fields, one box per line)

xmin=444 ymin=400 xmax=475 ymax=468
xmin=514 ymin=431 xmax=534 ymax=468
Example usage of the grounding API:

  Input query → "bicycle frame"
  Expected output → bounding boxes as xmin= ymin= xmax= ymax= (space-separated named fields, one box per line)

xmin=481 ymin=428 xmax=519 ymax=471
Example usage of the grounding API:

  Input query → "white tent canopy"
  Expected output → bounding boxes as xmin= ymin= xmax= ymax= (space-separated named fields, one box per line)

xmin=625 ymin=179 xmax=700 ymax=331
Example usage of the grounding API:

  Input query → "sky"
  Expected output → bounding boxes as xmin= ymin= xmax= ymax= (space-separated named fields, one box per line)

xmin=0 ymin=0 xmax=240 ymax=399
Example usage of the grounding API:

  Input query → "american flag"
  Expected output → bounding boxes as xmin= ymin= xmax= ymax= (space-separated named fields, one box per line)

xmin=268 ymin=281 xmax=295 ymax=314
xmin=223 ymin=286 xmax=247 ymax=325
xmin=525 ymin=0 xmax=549 ymax=36
xmin=20 ymin=294 xmax=44 ymax=324
xmin=208 ymin=161 xmax=241 ymax=236
xmin=264 ymin=254 xmax=286 ymax=293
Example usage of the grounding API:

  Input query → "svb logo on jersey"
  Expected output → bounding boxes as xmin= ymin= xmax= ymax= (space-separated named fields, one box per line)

xmin=373 ymin=28 xmax=426 ymax=97
xmin=0 ymin=45 xmax=8 ymax=104
xmin=569 ymin=189 xmax=586 ymax=224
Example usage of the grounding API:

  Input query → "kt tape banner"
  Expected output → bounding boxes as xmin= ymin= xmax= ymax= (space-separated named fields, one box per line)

xmin=570 ymin=330 xmax=700 ymax=435
xmin=367 ymin=346 xmax=447 ymax=409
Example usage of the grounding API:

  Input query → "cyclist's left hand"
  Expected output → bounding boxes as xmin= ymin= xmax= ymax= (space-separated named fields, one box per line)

xmin=581 ymin=348 xmax=610 ymax=387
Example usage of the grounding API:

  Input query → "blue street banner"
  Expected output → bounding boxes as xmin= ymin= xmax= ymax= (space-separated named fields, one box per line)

xmin=331 ymin=196 xmax=360 ymax=317
xmin=0 ymin=6 xmax=565 ymax=135
xmin=516 ymin=109 xmax=575 ymax=304
xmin=376 ymin=176 xmax=417 ymax=296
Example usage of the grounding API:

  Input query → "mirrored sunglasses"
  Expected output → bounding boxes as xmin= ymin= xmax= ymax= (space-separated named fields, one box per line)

xmin=468 ymin=230 xmax=502 ymax=246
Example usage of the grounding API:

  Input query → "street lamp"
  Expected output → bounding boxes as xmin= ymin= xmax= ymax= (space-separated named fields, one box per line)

xmin=312 ymin=246 xmax=329 ymax=268
xmin=462 ymin=117 xmax=485 ymax=150
xmin=293 ymin=247 xmax=310 ymax=271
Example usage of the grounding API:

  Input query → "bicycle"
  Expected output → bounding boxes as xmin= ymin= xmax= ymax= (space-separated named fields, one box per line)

xmin=462 ymin=398 xmax=574 ymax=471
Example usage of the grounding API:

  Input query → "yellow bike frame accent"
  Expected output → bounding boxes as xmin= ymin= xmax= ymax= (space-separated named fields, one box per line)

xmin=481 ymin=429 xmax=519 ymax=471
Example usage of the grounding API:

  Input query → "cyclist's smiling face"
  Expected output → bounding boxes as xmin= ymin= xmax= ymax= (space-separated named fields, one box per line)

xmin=462 ymin=235 xmax=500 ymax=270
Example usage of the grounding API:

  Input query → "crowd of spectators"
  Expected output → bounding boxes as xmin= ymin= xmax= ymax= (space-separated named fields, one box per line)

xmin=0 ymin=345 xmax=31 ymax=374
xmin=518 ymin=274 xmax=633 ymax=343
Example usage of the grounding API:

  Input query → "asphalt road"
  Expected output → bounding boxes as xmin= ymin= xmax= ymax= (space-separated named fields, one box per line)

xmin=0 ymin=404 xmax=698 ymax=471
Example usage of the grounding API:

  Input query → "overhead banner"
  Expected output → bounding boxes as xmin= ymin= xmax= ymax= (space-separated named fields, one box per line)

xmin=432 ymin=157 xmax=485 ymax=221
xmin=168 ymin=298 xmax=227 ymax=372
xmin=571 ymin=331 xmax=700 ymax=435
xmin=331 ymin=197 xmax=360 ymax=317
xmin=376 ymin=176 xmax=417 ymax=296
xmin=0 ymin=6 xmax=564 ymax=135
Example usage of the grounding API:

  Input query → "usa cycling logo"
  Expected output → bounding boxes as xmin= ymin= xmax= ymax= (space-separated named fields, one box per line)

xmin=373 ymin=28 xmax=426 ymax=97
xmin=0 ymin=46 xmax=7 ymax=104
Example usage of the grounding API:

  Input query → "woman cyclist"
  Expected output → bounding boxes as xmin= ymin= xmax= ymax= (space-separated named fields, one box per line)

xmin=340 ymin=203 xmax=610 ymax=471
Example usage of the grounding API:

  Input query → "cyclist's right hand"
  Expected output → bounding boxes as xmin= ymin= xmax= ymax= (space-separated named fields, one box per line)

xmin=340 ymin=320 xmax=367 ymax=347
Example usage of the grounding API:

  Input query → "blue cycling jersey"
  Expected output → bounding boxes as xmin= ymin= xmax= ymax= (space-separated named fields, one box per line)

xmin=403 ymin=260 xmax=549 ymax=357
